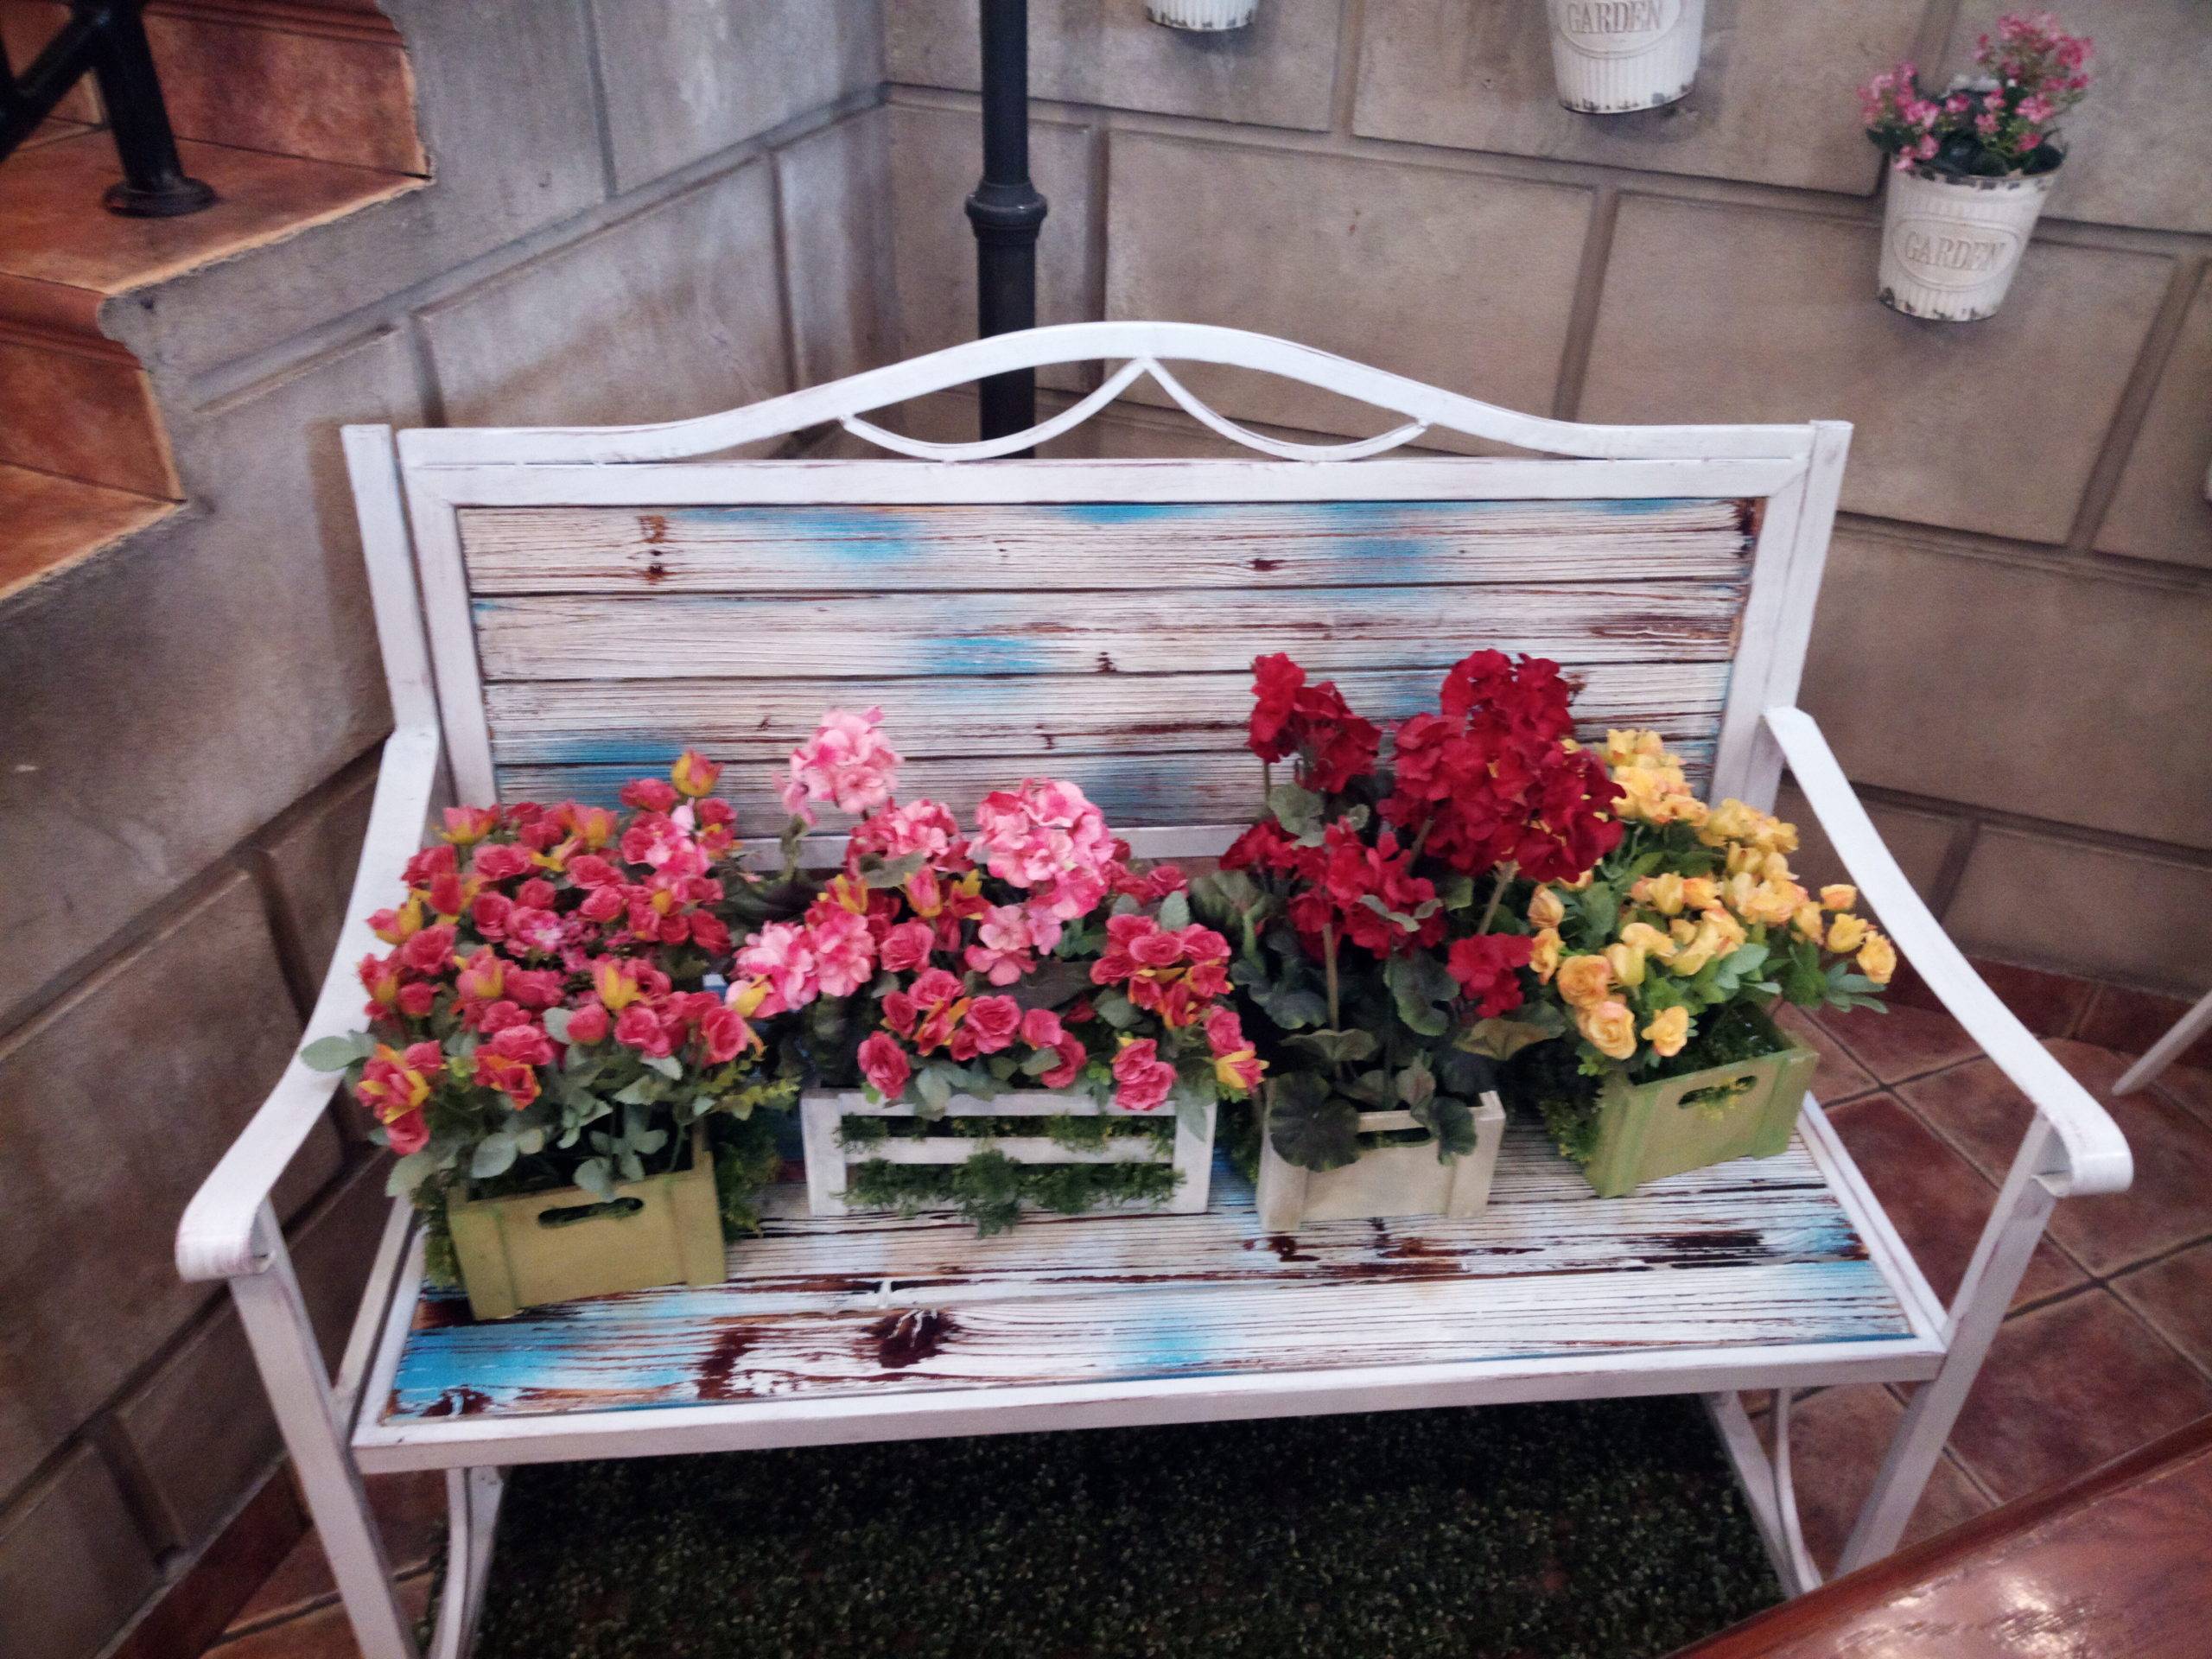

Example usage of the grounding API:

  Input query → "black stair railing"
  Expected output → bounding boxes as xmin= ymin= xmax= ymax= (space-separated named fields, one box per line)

xmin=1 ymin=0 xmax=213 ymax=217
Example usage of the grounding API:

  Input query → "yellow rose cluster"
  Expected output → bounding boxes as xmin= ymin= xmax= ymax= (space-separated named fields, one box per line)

xmin=1529 ymin=731 xmax=1897 ymax=1069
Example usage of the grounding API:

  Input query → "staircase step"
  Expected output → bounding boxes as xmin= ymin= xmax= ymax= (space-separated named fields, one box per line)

xmin=0 ymin=464 xmax=176 ymax=600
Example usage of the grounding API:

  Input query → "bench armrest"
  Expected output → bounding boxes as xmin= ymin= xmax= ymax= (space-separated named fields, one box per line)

xmin=1765 ymin=707 xmax=2132 ymax=1198
xmin=176 ymin=725 xmax=443 ymax=1281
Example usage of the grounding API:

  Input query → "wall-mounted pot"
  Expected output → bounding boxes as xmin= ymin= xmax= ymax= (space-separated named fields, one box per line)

xmin=1546 ymin=0 xmax=1707 ymax=114
xmin=1877 ymin=163 xmax=2054 ymax=321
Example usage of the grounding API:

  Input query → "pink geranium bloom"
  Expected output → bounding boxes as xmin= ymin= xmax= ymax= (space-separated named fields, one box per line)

xmin=732 ymin=922 xmax=819 ymax=1015
xmin=780 ymin=708 xmax=902 ymax=826
xmin=849 ymin=798 xmax=966 ymax=865
xmin=857 ymin=1032 xmax=912 ymax=1101
xmin=972 ymin=779 xmax=1115 ymax=894
xmin=964 ymin=904 xmax=1038 ymax=986
xmin=806 ymin=907 xmax=876 ymax=999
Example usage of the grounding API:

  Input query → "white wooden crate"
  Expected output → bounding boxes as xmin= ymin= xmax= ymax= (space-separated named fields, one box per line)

xmin=801 ymin=1088 xmax=1217 ymax=1219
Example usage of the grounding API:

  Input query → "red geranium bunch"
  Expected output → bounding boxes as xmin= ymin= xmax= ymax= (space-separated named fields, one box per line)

xmin=731 ymin=711 xmax=1264 ymax=1118
xmin=306 ymin=750 xmax=798 ymax=1217
xmin=1192 ymin=649 xmax=1624 ymax=1173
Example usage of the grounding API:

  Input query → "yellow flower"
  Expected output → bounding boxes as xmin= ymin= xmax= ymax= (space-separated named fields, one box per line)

xmin=1669 ymin=917 xmax=1698 ymax=947
xmin=727 ymin=976 xmax=770 ymax=1018
xmin=1605 ymin=942 xmax=1647 ymax=988
xmin=1529 ymin=887 xmax=1566 ymax=930
xmin=1700 ymin=798 xmax=1761 ymax=848
xmin=1744 ymin=880 xmax=1805 ymax=929
xmin=1827 ymin=913 xmax=1868 ymax=954
xmin=1761 ymin=850 xmax=1796 ymax=883
xmin=1681 ymin=876 xmax=1720 ymax=911
xmin=1632 ymin=873 xmax=1686 ymax=917
xmin=1605 ymin=728 xmax=1667 ymax=767
xmin=1559 ymin=869 xmax=1595 ymax=893
xmin=1792 ymin=903 xmax=1826 ymax=944
xmin=1821 ymin=883 xmax=1858 ymax=912
xmin=1726 ymin=843 xmax=1764 ymax=877
xmin=1857 ymin=931 xmax=1897 ymax=985
xmin=1643 ymin=1005 xmax=1691 ymax=1058
xmin=1705 ymin=907 xmax=1748 ymax=951
xmin=1620 ymin=921 xmax=1675 ymax=962
xmin=1529 ymin=927 xmax=1562 ymax=982
xmin=1555 ymin=954 xmax=1613 ymax=1009
xmin=1578 ymin=999 xmax=1639 ymax=1061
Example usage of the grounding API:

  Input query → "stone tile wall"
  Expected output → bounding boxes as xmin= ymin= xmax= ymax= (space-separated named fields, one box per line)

xmin=0 ymin=6 xmax=892 ymax=1656
xmin=882 ymin=0 xmax=2212 ymax=991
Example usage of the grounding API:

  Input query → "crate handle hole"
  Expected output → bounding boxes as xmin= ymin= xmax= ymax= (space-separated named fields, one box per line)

xmin=1678 ymin=1075 xmax=1757 ymax=1120
xmin=537 ymin=1196 xmax=645 ymax=1229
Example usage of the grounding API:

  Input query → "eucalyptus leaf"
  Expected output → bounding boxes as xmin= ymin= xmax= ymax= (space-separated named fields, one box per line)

xmin=575 ymin=1158 xmax=616 ymax=1200
xmin=1155 ymin=890 xmax=1192 ymax=931
xmin=620 ymin=1152 xmax=645 ymax=1183
xmin=1094 ymin=988 xmax=1139 ymax=1031
xmin=915 ymin=1065 xmax=953 ymax=1113
xmin=385 ymin=1147 xmax=437 ymax=1197
xmin=645 ymin=1054 xmax=684 ymax=1080
xmin=612 ymin=1078 xmax=659 ymax=1106
xmin=539 ymin=1006 xmax=573 ymax=1043
xmin=301 ymin=1033 xmax=372 ymax=1071
xmin=469 ymin=1133 xmax=518 ymax=1180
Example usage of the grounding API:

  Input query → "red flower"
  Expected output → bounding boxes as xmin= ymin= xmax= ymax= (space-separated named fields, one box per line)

xmin=697 ymin=1005 xmax=755 ymax=1065
xmin=613 ymin=1003 xmax=672 ymax=1058
xmin=397 ymin=982 xmax=437 ymax=1018
xmin=1287 ymin=822 xmax=1440 ymax=958
xmin=397 ymin=924 xmax=456 ymax=977
xmin=1039 ymin=1034 xmax=1089 ymax=1090
xmin=565 ymin=1001 xmax=610 ymax=1045
xmin=620 ymin=776 xmax=679 ymax=813
xmin=385 ymin=1109 xmax=429 ymax=1156
xmin=1247 ymin=652 xmax=1307 ymax=762
xmin=473 ymin=1049 xmax=540 ymax=1109
xmin=857 ymin=1032 xmax=912 ymax=1101
xmin=1446 ymin=933 xmax=1535 ymax=1019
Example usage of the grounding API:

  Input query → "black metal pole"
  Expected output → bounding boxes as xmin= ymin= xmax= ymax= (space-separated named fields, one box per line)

xmin=87 ymin=0 xmax=213 ymax=217
xmin=965 ymin=0 xmax=1046 ymax=443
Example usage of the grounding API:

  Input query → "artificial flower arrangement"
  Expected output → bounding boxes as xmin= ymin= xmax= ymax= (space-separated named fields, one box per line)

xmin=1859 ymin=12 xmax=2094 ymax=321
xmin=304 ymin=752 xmax=798 ymax=1318
xmin=1190 ymin=649 xmax=1623 ymax=1228
xmin=730 ymin=709 xmax=1266 ymax=1236
xmin=1510 ymin=729 xmax=1893 ymax=1196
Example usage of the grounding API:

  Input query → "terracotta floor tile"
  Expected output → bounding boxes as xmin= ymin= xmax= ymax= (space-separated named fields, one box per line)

xmin=1758 ymin=1384 xmax=1991 ymax=1573
xmin=2152 ymin=1063 xmax=2212 ymax=1125
xmin=1827 ymin=1093 xmax=2082 ymax=1309
xmin=209 ymin=1570 xmax=431 ymax=1659
xmin=2113 ymin=1242 xmax=2212 ymax=1379
xmin=1940 ymin=1289 xmax=2212 ymax=1503
xmin=1811 ymin=1002 xmax=1981 ymax=1085
xmin=1966 ymin=957 xmax=2097 ymax=1039
xmin=1776 ymin=1004 xmax=1877 ymax=1105
xmin=226 ymin=1471 xmax=444 ymax=1633
xmin=2077 ymin=985 xmax=2212 ymax=1071
xmin=1904 ymin=1043 xmax=2212 ymax=1276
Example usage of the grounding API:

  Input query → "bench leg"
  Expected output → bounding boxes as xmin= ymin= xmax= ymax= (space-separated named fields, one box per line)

xmin=232 ymin=1205 xmax=422 ymax=1659
xmin=1834 ymin=1119 xmax=2061 ymax=1576
xmin=429 ymin=1466 xmax=505 ymax=1659
xmin=1704 ymin=1389 xmax=1821 ymax=1596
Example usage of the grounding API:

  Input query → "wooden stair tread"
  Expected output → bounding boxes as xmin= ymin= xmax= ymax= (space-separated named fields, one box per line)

xmin=0 ymin=130 xmax=417 ymax=296
xmin=0 ymin=463 xmax=175 ymax=598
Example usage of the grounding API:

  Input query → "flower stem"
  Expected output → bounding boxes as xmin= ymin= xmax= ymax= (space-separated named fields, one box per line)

xmin=1476 ymin=861 xmax=1517 ymax=936
xmin=1262 ymin=759 xmax=1274 ymax=805
xmin=1321 ymin=919 xmax=1341 ymax=1030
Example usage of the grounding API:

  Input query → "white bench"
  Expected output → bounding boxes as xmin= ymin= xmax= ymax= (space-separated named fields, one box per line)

xmin=176 ymin=322 xmax=2133 ymax=1659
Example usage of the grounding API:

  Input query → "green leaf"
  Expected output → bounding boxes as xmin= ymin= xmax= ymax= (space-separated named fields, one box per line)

xmin=1093 ymin=988 xmax=1139 ymax=1030
xmin=860 ymin=850 xmax=927 ymax=890
xmin=1266 ymin=1073 xmax=1361 ymax=1172
xmin=1232 ymin=959 xmax=1329 ymax=1032
xmin=1383 ymin=951 xmax=1457 ymax=1039
xmin=915 ymin=1065 xmax=953 ymax=1113
xmin=620 ymin=1152 xmax=645 ymax=1183
xmin=574 ymin=1157 xmax=616 ymax=1200
xmin=1020 ymin=1046 xmax=1058 ymax=1078
xmin=1395 ymin=1058 xmax=1436 ymax=1112
xmin=1438 ymin=873 xmax=1477 ymax=912
xmin=539 ymin=1007 xmax=573 ymax=1043
xmin=612 ymin=1077 xmax=660 ymax=1106
xmin=1155 ymin=890 xmax=1192 ymax=931
xmin=1342 ymin=1067 xmax=1392 ymax=1107
xmin=645 ymin=1053 xmax=684 ymax=1079
xmin=1188 ymin=868 xmax=1264 ymax=925
xmin=1411 ymin=1092 xmax=1478 ymax=1163
xmin=385 ymin=1147 xmax=437 ymax=1197
xmin=1456 ymin=1004 xmax=1567 ymax=1060
xmin=515 ymin=1126 xmax=546 ymax=1156
xmin=469 ymin=1132 xmax=518 ymax=1180
xmin=631 ymin=1128 xmax=668 ymax=1157
xmin=1575 ymin=880 xmax=1620 ymax=941
xmin=1284 ymin=1027 xmax=1379 ymax=1065
xmin=1268 ymin=781 xmax=1325 ymax=840
xmin=302 ymin=1033 xmax=372 ymax=1071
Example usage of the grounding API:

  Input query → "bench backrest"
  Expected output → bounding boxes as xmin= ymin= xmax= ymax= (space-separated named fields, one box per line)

xmin=359 ymin=323 xmax=1847 ymax=852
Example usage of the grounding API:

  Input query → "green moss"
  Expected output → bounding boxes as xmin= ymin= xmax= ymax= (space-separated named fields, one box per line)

xmin=837 ymin=1114 xmax=1173 ymax=1151
xmin=846 ymin=1150 xmax=1181 ymax=1236
xmin=472 ymin=1397 xmax=1780 ymax=1659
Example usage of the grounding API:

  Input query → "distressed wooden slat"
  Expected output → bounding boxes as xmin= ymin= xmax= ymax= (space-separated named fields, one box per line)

xmin=483 ymin=661 xmax=1732 ymax=766
xmin=378 ymin=1124 xmax=1913 ymax=1425
xmin=458 ymin=499 xmax=1752 ymax=594
xmin=861 ymin=1138 xmax=1171 ymax=1166
xmin=472 ymin=584 xmax=1749 ymax=683
xmin=497 ymin=739 xmax=1718 ymax=824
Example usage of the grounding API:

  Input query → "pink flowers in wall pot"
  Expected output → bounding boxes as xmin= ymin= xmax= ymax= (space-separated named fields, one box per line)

xmin=1860 ymin=13 xmax=2094 ymax=321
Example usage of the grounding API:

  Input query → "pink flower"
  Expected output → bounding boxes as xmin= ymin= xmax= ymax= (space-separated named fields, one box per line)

xmin=909 ymin=966 xmax=964 ymax=1008
xmin=620 ymin=776 xmax=679 ymax=813
xmin=972 ymin=779 xmax=1116 ymax=895
xmin=732 ymin=922 xmax=819 ymax=1015
xmin=1110 ymin=1039 xmax=1176 ymax=1112
xmin=780 ymin=708 xmax=902 ymax=826
xmin=1020 ymin=1007 xmax=1065 ymax=1050
xmin=385 ymin=1109 xmax=429 ymax=1156
xmin=965 ymin=995 xmax=1023 ymax=1054
xmin=1039 ymin=1034 xmax=1088 ymax=1090
xmin=698 ymin=1005 xmax=755 ymax=1065
xmin=472 ymin=843 xmax=532 ymax=882
xmin=805 ymin=907 xmax=876 ymax=999
xmin=849 ymin=798 xmax=965 ymax=865
xmin=965 ymin=904 xmax=1039 ymax=987
xmin=565 ymin=1001 xmax=610 ymax=1045
xmin=878 ymin=918 xmax=937 ymax=973
xmin=487 ymin=1021 xmax=556 ymax=1068
xmin=505 ymin=906 xmax=564 ymax=956
xmin=857 ymin=1032 xmax=912 ymax=1102
xmin=613 ymin=1003 xmax=673 ymax=1057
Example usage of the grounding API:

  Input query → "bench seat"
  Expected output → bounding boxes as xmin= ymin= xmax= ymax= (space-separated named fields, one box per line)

xmin=354 ymin=1112 xmax=1942 ymax=1472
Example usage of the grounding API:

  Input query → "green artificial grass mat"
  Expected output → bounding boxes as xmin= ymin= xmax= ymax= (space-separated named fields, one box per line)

xmin=469 ymin=1397 xmax=1780 ymax=1659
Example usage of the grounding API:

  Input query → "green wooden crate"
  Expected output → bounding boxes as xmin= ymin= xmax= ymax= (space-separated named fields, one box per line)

xmin=1578 ymin=1011 xmax=1819 ymax=1198
xmin=445 ymin=1128 xmax=725 ymax=1320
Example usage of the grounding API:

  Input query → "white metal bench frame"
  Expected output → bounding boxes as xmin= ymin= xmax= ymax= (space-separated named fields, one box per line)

xmin=175 ymin=322 xmax=2132 ymax=1659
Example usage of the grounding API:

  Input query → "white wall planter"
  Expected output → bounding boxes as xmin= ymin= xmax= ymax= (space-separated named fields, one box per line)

xmin=1147 ymin=0 xmax=1257 ymax=30
xmin=1546 ymin=0 xmax=1707 ymax=114
xmin=1255 ymin=1092 xmax=1506 ymax=1231
xmin=1877 ymin=164 xmax=2054 ymax=322
xmin=801 ymin=1088 xmax=1216 ymax=1219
